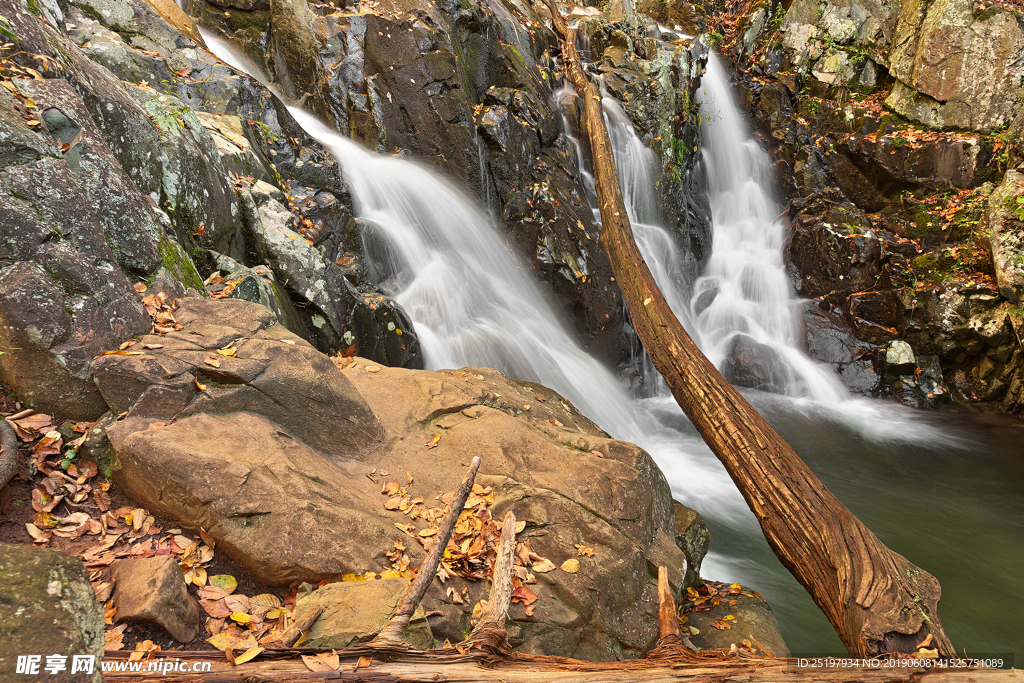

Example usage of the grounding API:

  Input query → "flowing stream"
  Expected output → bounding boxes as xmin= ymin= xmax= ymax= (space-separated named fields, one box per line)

xmin=199 ymin=31 xmax=1024 ymax=659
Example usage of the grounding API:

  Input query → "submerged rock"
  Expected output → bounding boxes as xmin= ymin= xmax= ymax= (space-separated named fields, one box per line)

xmin=722 ymin=335 xmax=789 ymax=394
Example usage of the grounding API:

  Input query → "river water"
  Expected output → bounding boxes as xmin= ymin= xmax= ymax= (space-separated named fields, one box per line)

xmin=198 ymin=30 xmax=1024 ymax=660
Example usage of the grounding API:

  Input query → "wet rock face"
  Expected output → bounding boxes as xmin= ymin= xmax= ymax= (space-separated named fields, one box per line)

xmin=0 ymin=53 xmax=187 ymax=417
xmin=722 ymin=335 xmax=789 ymax=394
xmin=196 ymin=0 xmax=710 ymax=369
xmin=94 ymin=297 xmax=693 ymax=661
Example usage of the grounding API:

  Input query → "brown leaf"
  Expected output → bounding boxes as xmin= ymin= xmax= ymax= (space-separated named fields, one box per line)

xmin=531 ymin=558 xmax=556 ymax=573
xmin=104 ymin=624 xmax=127 ymax=651
xmin=204 ymin=356 xmax=221 ymax=368
xmin=301 ymin=654 xmax=335 ymax=672
xmin=200 ymin=598 xmax=232 ymax=618
xmin=560 ymin=558 xmax=580 ymax=573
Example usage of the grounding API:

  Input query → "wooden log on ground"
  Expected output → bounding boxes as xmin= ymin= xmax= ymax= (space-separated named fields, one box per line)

xmin=99 ymin=649 xmax=1022 ymax=683
xmin=370 ymin=456 xmax=481 ymax=649
xmin=460 ymin=510 xmax=516 ymax=656
xmin=540 ymin=0 xmax=954 ymax=658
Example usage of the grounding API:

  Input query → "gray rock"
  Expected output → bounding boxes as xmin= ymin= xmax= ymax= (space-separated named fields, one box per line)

xmin=109 ymin=556 xmax=204 ymax=642
xmin=885 ymin=340 xmax=916 ymax=373
xmin=672 ymin=501 xmax=710 ymax=590
xmin=242 ymin=180 xmax=422 ymax=367
xmin=0 ymin=543 xmax=104 ymax=683
xmin=295 ymin=578 xmax=432 ymax=649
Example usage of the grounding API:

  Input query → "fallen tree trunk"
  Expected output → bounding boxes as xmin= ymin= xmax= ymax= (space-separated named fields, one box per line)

xmin=541 ymin=0 xmax=954 ymax=658
xmin=100 ymin=650 xmax=1019 ymax=683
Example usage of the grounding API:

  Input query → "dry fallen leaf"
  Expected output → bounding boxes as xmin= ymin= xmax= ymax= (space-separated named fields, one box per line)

xmin=560 ymin=558 xmax=580 ymax=573
xmin=531 ymin=558 xmax=556 ymax=573
xmin=232 ymin=647 xmax=263 ymax=665
xmin=575 ymin=544 xmax=594 ymax=557
xmin=301 ymin=653 xmax=336 ymax=672
xmin=204 ymin=356 xmax=221 ymax=368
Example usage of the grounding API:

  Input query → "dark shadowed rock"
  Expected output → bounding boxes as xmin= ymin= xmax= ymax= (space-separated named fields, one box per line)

xmin=0 ymin=543 xmax=104 ymax=683
xmin=686 ymin=588 xmax=790 ymax=658
xmin=672 ymin=501 xmax=710 ymax=590
xmin=722 ymin=334 xmax=789 ymax=394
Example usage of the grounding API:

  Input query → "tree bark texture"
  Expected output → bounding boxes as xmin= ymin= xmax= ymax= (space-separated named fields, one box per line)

xmin=540 ymin=0 xmax=954 ymax=658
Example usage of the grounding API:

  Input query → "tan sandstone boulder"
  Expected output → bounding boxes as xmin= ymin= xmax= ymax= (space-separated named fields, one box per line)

xmin=91 ymin=297 xmax=689 ymax=660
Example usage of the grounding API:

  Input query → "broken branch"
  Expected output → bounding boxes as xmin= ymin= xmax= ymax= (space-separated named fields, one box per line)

xmin=462 ymin=510 xmax=516 ymax=655
xmin=370 ymin=456 xmax=482 ymax=648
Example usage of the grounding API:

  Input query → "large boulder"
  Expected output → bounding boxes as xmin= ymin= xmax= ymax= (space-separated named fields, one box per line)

xmin=0 ymin=543 xmax=105 ymax=683
xmin=885 ymin=0 xmax=1024 ymax=132
xmin=294 ymin=578 xmax=432 ymax=649
xmin=92 ymin=297 xmax=692 ymax=661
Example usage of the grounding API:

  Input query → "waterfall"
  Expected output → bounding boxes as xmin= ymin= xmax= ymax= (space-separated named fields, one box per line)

xmin=197 ymin=30 xmax=963 ymax=650
xmin=692 ymin=53 xmax=848 ymax=403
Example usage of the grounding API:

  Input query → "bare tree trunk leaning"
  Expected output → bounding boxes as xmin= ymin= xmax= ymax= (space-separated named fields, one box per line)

xmin=370 ymin=456 xmax=482 ymax=649
xmin=541 ymin=0 xmax=954 ymax=658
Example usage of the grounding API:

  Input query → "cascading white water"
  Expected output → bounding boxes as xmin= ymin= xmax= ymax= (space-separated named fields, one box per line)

xmin=691 ymin=53 xmax=848 ymax=403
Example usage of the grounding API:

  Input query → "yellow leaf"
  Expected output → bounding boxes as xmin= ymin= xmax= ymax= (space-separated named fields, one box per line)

xmin=204 ymin=356 xmax=220 ymax=368
xmin=341 ymin=573 xmax=367 ymax=582
xmin=514 ymin=521 xmax=526 ymax=533
xmin=230 ymin=612 xmax=252 ymax=624
xmin=722 ymin=615 xmax=735 ymax=621
xmin=192 ymin=566 xmax=207 ymax=586
xmin=209 ymin=574 xmax=237 ymax=594
xmin=560 ymin=558 xmax=580 ymax=573
xmin=207 ymin=632 xmax=239 ymax=651
xmin=643 ymin=297 xmax=652 ymax=306
xmin=265 ymin=608 xmax=288 ymax=620
xmin=233 ymin=646 xmax=263 ymax=665
xmin=418 ymin=527 xmax=438 ymax=537
xmin=195 ymin=377 xmax=207 ymax=391
xmin=24 ymin=97 xmax=36 ymax=109
xmin=216 ymin=347 xmax=237 ymax=357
